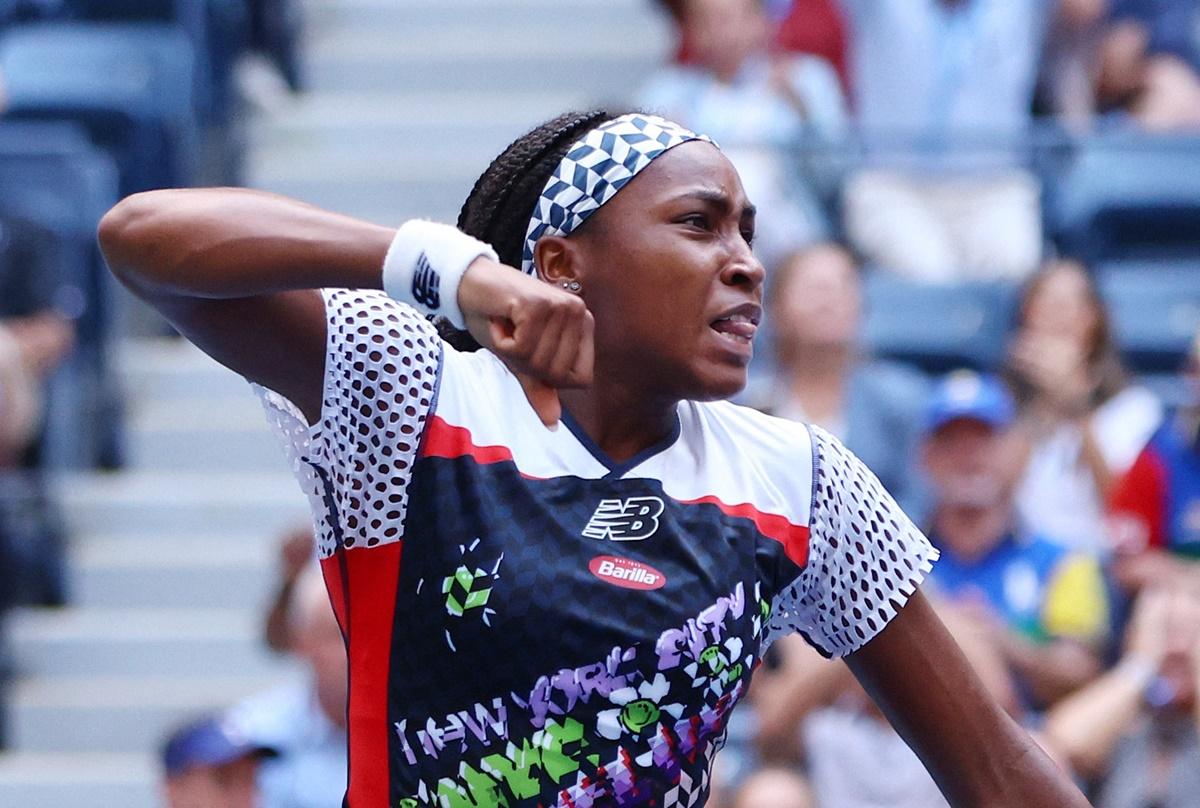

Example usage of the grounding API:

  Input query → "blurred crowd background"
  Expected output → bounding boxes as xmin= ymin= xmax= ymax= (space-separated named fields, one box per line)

xmin=0 ymin=0 xmax=1199 ymax=806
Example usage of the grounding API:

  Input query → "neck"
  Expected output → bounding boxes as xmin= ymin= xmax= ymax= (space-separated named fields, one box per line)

xmin=932 ymin=502 xmax=1011 ymax=563
xmin=559 ymin=381 xmax=679 ymax=465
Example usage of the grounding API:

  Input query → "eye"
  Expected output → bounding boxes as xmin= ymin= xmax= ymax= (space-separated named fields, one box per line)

xmin=741 ymin=228 xmax=756 ymax=247
xmin=679 ymin=213 xmax=711 ymax=230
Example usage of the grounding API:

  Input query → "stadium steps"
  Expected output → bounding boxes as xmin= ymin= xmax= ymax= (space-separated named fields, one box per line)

xmin=0 ymin=341 xmax=307 ymax=808
xmin=248 ymin=0 xmax=668 ymax=223
xmin=0 ymin=0 xmax=666 ymax=805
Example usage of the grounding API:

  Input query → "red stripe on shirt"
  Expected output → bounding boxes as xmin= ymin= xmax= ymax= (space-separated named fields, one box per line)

xmin=420 ymin=417 xmax=810 ymax=565
xmin=420 ymin=415 xmax=515 ymax=464
xmin=333 ymin=541 xmax=403 ymax=807
xmin=678 ymin=495 xmax=810 ymax=568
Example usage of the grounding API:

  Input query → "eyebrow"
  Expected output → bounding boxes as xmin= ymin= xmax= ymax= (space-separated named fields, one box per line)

xmin=672 ymin=188 xmax=757 ymax=219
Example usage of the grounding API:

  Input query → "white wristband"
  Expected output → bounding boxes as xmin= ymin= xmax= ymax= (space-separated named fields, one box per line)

xmin=381 ymin=220 xmax=498 ymax=329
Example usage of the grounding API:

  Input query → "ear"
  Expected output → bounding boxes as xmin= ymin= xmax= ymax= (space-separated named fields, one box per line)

xmin=533 ymin=235 xmax=582 ymax=287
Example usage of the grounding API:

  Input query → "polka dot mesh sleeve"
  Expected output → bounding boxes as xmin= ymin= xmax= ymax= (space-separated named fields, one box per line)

xmin=767 ymin=426 xmax=939 ymax=658
xmin=255 ymin=289 xmax=442 ymax=558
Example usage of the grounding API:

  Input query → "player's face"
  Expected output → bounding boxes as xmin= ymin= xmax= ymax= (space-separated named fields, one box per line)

xmin=568 ymin=142 xmax=764 ymax=401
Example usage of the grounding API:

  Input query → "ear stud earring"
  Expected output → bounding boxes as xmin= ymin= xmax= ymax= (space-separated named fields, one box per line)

xmin=561 ymin=280 xmax=582 ymax=293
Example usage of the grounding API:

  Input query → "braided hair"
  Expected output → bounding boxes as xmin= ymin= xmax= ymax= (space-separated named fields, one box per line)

xmin=438 ymin=108 xmax=630 ymax=351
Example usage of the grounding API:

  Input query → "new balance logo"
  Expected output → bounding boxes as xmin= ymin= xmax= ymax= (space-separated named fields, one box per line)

xmin=411 ymin=252 xmax=441 ymax=309
xmin=582 ymin=496 xmax=664 ymax=541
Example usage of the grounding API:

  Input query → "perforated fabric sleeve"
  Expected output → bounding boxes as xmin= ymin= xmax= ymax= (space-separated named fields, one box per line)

xmin=767 ymin=426 xmax=939 ymax=658
xmin=255 ymin=289 xmax=442 ymax=558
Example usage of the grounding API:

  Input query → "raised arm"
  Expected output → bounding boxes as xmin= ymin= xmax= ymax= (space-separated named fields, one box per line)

xmin=99 ymin=188 xmax=392 ymax=421
xmin=99 ymin=188 xmax=592 ymax=425
xmin=846 ymin=590 xmax=1091 ymax=807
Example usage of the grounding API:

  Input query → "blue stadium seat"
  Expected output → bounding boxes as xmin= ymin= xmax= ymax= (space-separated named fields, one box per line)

xmin=862 ymin=275 xmax=1017 ymax=375
xmin=1095 ymin=260 xmax=1200 ymax=374
xmin=65 ymin=0 xmax=250 ymax=126
xmin=1051 ymin=134 xmax=1200 ymax=263
xmin=0 ymin=22 xmax=198 ymax=193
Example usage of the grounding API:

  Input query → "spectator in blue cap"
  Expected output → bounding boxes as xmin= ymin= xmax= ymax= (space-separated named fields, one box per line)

xmin=161 ymin=714 xmax=277 ymax=808
xmin=922 ymin=370 xmax=1110 ymax=710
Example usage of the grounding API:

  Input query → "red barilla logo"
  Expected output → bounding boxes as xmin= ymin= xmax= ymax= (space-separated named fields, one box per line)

xmin=589 ymin=555 xmax=666 ymax=591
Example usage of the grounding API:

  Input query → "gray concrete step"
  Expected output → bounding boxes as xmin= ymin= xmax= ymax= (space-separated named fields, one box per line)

xmin=9 ymin=673 xmax=300 ymax=753
xmin=0 ymin=752 xmax=156 ymax=808
xmin=68 ymin=534 xmax=278 ymax=609
xmin=8 ymin=607 xmax=296 ymax=678
xmin=306 ymin=0 xmax=668 ymax=42
xmin=52 ymin=470 xmax=309 ymax=537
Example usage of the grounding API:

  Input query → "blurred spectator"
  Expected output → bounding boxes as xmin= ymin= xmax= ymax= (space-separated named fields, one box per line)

xmin=774 ymin=0 xmax=849 ymax=94
xmin=922 ymin=370 xmax=1108 ymax=707
xmin=229 ymin=568 xmax=347 ymax=808
xmin=839 ymin=0 xmax=1049 ymax=282
xmin=1038 ymin=0 xmax=1111 ymax=129
xmin=1043 ymin=585 xmax=1200 ymax=806
xmin=1108 ymin=330 xmax=1200 ymax=593
xmin=0 ymin=212 xmax=74 ymax=608
xmin=1109 ymin=0 xmax=1200 ymax=72
xmin=748 ymin=243 xmax=928 ymax=513
xmin=1095 ymin=15 xmax=1200 ymax=131
xmin=729 ymin=766 xmax=814 ymax=808
xmin=1006 ymin=259 xmax=1162 ymax=555
xmin=639 ymin=0 xmax=849 ymax=269
xmin=262 ymin=526 xmax=316 ymax=653
xmin=161 ymin=713 xmax=276 ymax=808
xmin=1043 ymin=0 xmax=1200 ymax=130
xmin=751 ymin=600 xmax=1032 ymax=808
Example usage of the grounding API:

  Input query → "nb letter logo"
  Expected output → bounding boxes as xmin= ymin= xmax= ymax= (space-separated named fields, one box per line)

xmin=582 ymin=496 xmax=665 ymax=541
xmin=411 ymin=252 xmax=441 ymax=309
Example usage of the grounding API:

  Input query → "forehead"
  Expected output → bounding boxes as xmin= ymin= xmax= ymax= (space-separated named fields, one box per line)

xmin=613 ymin=141 xmax=751 ymax=209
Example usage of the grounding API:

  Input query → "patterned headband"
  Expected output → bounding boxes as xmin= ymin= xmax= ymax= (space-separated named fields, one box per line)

xmin=520 ymin=113 xmax=715 ymax=275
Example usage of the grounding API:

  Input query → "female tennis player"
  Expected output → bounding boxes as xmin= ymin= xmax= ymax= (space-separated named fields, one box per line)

xmin=99 ymin=110 xmax=1088 ymax=807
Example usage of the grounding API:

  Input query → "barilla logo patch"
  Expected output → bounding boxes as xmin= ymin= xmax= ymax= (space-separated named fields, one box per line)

xmin=589 ymin=555 xmax=666 ymax=591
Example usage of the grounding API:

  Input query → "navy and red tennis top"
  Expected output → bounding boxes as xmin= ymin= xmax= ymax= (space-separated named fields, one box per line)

xmin=257 ymin=290 xmax=937 ymax=808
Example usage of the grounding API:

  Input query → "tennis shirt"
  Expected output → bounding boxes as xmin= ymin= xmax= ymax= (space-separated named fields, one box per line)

xmin=257 ymin=289 xmax=938 ymax=808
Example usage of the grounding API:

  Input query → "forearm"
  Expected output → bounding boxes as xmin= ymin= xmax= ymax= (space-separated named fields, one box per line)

xmin=848 ymin=592 xmax=1090 ymax=807
xmin=1041 ymin=656 xmax=1151 ymax=779
xmin=99 ymin=188 xmax=393 ymax=300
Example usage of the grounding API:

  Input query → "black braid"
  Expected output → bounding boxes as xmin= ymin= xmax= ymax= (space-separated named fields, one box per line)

xmin=436 ymin=108 xmax=631 ymax=351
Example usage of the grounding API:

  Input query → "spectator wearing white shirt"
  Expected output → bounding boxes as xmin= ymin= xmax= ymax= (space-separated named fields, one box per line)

xmin=840 ymin=0 xmax=1051 ymax=282
xmin=1005 ymin=259 xmax=1162 ymax=555
xmin=639 ymin=0 xmax=849 ymax=270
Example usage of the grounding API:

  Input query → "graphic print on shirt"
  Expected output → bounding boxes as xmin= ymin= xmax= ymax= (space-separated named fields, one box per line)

xmin=392 ymin=579 xmax=763 ymax=807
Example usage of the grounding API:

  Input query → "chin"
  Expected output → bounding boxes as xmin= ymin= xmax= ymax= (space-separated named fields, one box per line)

xmin=686 ymin=365 xmax=750 ymax=402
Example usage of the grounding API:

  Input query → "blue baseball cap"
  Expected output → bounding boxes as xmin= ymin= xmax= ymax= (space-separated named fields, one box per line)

xmin=925 ymin=370 xmax=1015 ymax=434
xmin=162 ymin=715 xmax=277 ymax=777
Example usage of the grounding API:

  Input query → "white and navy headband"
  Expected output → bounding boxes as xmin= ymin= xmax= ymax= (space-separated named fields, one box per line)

xmin=520 ymin=113 xmax=715 ymax=275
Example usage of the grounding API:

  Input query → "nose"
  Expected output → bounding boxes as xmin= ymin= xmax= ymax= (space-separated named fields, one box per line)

xmin=720 ymin=243 xmax=766 ymax=293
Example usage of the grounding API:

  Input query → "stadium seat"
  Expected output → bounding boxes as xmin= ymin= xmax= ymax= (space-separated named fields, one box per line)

xmin=0 ymin=22 xmax=199 ymax=193
xmin=1095 ymin=260 xmax=1200 ymax=374
xmin=65 ymin=0 xmax=250 ymax=126
xmin=1051 ymin=134 xmax=1200 ymax=263
xmin=862 ymin=275 xmax=1018 ymax=375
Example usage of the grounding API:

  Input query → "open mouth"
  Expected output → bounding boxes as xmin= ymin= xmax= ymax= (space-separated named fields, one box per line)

xmin=710 ymin=306 xmax=760 ymax=344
